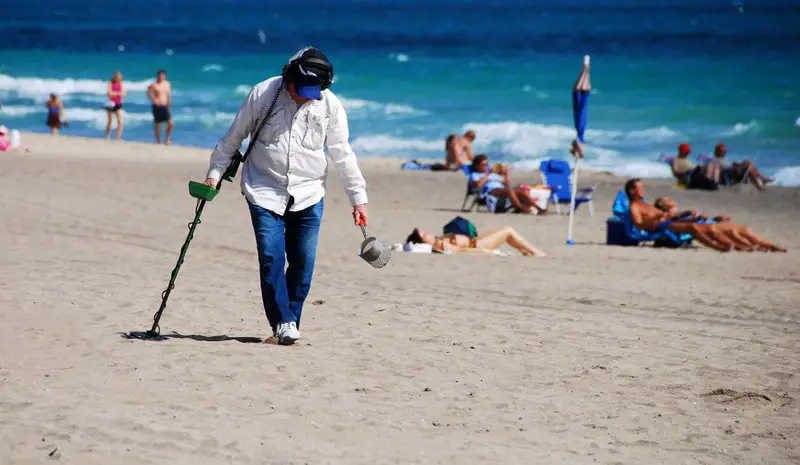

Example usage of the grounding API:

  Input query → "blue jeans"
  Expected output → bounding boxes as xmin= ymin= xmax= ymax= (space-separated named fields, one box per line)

xmin=248 ymin=199 xmax=323 ymax=331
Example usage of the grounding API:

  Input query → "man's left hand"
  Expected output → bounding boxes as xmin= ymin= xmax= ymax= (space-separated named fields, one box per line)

xmin=353 ymin=204 xmax=368 ymax=226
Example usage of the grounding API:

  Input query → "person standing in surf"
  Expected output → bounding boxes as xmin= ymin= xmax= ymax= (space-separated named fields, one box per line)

xmin=147 ymin=69 xmax=173 ymax=145
xmin=45 ymin=94 xmax=66 ymax=136
xmin=105 ymin=71 xmax=126 ymax=140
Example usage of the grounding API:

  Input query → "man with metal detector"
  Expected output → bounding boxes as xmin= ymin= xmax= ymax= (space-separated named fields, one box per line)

xmin=203 ymin=47 xmax=368 ymax=345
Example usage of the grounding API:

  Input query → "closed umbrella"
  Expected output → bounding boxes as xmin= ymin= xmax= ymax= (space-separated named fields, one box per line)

xmin=566 ymin=55 xmax=591 ymax=245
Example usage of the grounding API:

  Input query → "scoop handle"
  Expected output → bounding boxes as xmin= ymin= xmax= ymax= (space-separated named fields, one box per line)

xmin=359 ymin=219 xmax=368 ymax=239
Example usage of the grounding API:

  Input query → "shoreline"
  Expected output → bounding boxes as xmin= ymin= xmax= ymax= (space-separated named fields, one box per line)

xmin=13 ymin=131 xmax=800 ymax=193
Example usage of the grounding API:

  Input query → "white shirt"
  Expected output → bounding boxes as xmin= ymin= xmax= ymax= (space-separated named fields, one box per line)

xmin=207 ymin=76 xmax=368 ymax=214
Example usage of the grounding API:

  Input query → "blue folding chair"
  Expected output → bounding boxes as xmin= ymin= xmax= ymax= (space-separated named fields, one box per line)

xmin=539 ymin=159 xmax=595 ymax=215
xmin=607 ymin=191 xmax=692 ymax=247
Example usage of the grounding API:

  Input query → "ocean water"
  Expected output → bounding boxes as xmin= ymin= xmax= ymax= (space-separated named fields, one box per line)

xmin=2 ymin=0 xmax=799 ymax=184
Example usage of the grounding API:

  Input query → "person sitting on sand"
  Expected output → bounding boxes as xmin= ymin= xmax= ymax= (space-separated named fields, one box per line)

xmin=405 ymin=225 xmax=546 ymax=256
xmin=0 ymin=125 xmax=27 ymax=152
xmin=707 ymin=143 xmax=774 ymax=190
xmin=445 ymin=130 xmax=476 ymax=170
xmin=670 ymin=143 xmax=718 ymax=190
xmin=469 ymin=154 xmax=548 ymax=214
xmin=653 ymin=196 xmax=785 ymax=252
xmin=626 ymin=178 xmax=778 ymax=253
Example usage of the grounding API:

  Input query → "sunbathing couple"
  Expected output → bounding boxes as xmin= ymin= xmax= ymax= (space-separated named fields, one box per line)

xmin=445 ymin=130 xmax=475 ymax=170
xmin=406 ymin=226 xmax=546 ymax=257
xmin=626 ymin=178 xmax=786 ymax=252
xmin=670 ymin=143 xmax=773 ymax=191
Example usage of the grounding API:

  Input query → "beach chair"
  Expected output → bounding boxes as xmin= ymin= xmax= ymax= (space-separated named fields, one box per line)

xmin=658 ymin=155 xmax=689 ymax=189
xmin=460 ymin=166 xmax=488 ymax=212
xmin=606 ymin=191 xmax=692 ymax=247
xmin=539 ymin=159 xmax=595 ymax=215
xmin=460 ymin=165 xmax=515 ymax=214
xmin=660 ymin=154 xmax=753 ymax=188
xmin=695 ymin=154 xmax=754 ymax=186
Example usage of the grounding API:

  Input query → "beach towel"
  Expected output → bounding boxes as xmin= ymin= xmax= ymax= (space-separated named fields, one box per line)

xmin=401 ymin=160 xmax=450 ymax=171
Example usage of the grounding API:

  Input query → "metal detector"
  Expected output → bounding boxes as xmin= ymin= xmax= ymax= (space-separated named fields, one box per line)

xmin=125 ymin=87 xmax=281 ymax=340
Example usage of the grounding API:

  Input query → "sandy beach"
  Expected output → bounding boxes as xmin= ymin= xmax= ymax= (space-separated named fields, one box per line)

xmin=1 ymin=132 xmax=798 ymax=464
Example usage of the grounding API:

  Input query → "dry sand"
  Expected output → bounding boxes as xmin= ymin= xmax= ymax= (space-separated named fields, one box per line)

xmin=1 ymin=132 xmax=799 ymax=464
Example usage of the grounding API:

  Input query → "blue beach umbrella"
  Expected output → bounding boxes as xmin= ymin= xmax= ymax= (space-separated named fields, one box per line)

xmin=572 ymin=57 xmax=591 ymax=144
xmin=566 ymin=55 xmax=591 ymax=245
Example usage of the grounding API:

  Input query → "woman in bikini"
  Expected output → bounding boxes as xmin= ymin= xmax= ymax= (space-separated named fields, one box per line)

xmin=405 ymin=226 xmax=546 ymax=256
xmin=105 ymin=71 xmax=126 ymax=140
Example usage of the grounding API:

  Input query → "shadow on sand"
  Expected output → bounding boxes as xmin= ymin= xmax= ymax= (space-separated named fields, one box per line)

xmin=120 ymin=331 xmax=263 ymax=343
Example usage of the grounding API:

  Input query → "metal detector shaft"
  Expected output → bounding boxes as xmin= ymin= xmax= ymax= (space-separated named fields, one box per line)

xmin=147 ymin=183 xmax=221 ymax=336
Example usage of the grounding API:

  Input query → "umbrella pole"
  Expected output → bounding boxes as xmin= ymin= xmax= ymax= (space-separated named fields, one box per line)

xmin=566 ymin=157 xmax=580 ymax=245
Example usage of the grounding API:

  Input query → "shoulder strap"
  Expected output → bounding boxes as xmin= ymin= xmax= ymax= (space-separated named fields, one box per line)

xmin=240 ymin=84 xmax=283 ymax=164
xmin=220 ymin=84 xmax=283 ymax=183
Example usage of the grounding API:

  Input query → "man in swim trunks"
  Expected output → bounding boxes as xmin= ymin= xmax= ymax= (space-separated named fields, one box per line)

xmin=147 ymin=69 xmax=173 ymax=145
xmin=445 ymin=129 xmax=476 ymax=170
xmin=626 ymin=178 xmax=734 ymax=252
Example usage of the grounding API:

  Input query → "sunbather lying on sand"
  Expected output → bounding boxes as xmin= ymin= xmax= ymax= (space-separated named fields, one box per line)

xmin=405 ymin=226 xmax=546 ymax=256
xmin=654 ymin=197 xmax=786 ymax=253
xmin=626 ymin=178 xmax=786 ymax=252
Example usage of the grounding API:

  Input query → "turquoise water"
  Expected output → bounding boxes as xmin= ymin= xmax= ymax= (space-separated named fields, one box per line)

xmin=1 ymin=1 xmax=799 ymax=184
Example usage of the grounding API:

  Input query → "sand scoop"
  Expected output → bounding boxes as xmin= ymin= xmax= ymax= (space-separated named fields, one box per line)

xmin=358 ymin=220 xmax=391 ymax=268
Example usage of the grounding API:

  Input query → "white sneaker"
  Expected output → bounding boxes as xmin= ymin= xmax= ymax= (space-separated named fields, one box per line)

xmin=276 ymin=321 xmax=300 ymax=345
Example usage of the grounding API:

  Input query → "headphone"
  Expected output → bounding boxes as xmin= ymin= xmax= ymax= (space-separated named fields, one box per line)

xmin=281 ymin=48 xmax=334 ymax=91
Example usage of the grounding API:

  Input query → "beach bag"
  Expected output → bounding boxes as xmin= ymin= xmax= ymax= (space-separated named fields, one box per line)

xmin=443 ymin=216 xmax=478 ymax=238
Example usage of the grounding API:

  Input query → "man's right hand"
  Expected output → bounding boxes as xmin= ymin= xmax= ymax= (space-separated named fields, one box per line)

xmin=204 ymin=178 xmax=219 ymax=188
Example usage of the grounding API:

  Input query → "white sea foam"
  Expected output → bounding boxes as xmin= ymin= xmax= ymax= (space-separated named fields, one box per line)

xmin=234 ymin=85 xmax=251 ymax=96
xmin=794 ymin=117 xmax=799 ymax=128
xmin=773 ymin=165 xmax=800 ymax=187
xmin=722 ymin=120 xmax=759 ymax=136
xmin=19 ymin=105 xmax=235 ymax=131
xmin=383 ymin=103 xmax=421 ymax=115
xmin=0 ymin=105 xmax=41 ymax=117
xmin=202 ymin=64 xmax=224 ymax=72
xmin=623 ymin=126 xmax=679 ymax=142
xmin=463 ymin=121 xmax=597 ymax=158
xmin=389 ymin=53 xmax=410 ymax=62
xmin=0 ymin=74 xmax=152 ymax=101
xmin=350 ymin=134 xmax=441 ymax=153
xmin=60 ymin=108 xmax=153 ymax=130
xmin=512 ymin=158 xmax=672 ymax=180
xmin=339 ymin=96 xmax=425 ymax=117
